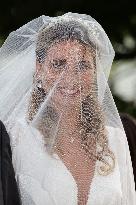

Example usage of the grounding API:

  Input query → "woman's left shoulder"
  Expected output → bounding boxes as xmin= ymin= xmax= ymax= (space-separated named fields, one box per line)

xmin=105 ymin=125 xmax=126 ymax=148
xmin=106 ymin=125 xmax=125 ymax=137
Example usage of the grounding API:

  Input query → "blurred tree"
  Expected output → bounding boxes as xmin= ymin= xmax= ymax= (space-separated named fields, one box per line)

xmin=113 ymin=96 xmax=136 ymax=118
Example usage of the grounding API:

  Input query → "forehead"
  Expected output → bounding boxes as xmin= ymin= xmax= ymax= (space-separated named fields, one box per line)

xmin=45 ymin=39 xmax=93 ymax=60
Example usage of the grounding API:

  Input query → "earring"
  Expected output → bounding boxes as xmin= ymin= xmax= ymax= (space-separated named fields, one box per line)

xmin=36 ymin=79 xmax=42 ymax=89
xmin=34 ymin=73 xmax=42 ymax=89
xmin=35 ymin=77 xmax=46 ymax=98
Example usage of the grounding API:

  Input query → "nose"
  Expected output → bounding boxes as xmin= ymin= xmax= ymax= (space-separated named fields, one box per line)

xmin=62 ymin=66 xmax=79 ymax=86
xmin=64 ymin=67 xmax=78 ymax=82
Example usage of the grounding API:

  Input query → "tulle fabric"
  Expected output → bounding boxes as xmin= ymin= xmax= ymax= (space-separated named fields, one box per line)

xmin=0 ymin=12 xmax=135 ymax=204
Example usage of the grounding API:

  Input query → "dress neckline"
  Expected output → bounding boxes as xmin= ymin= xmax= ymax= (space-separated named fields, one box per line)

xmin=52 ymin=152 xmax=97 ymax=205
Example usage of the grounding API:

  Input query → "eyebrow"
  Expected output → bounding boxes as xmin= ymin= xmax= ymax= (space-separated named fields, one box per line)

xmin=51 ymin=59 xmax=93 ymax=68
xmin=52 ymin=59 xmax=67 ymax=64
xmin=79 ymin=60 xmax=93 ymax=66
xmin=79 ymin=60 xmax=90 ymax=63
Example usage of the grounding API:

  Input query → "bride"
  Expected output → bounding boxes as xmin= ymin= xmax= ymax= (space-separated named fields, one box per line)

xmin=0 ymin=12 xmax=135 ymax=205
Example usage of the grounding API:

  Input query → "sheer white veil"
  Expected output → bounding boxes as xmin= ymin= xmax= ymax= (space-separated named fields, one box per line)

xmin=0 ymin=12 xmax=135 ymax=204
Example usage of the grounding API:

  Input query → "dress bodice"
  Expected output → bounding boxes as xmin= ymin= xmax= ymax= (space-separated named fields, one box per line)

xmin=10 ymin=121 xmax=126 ymax=205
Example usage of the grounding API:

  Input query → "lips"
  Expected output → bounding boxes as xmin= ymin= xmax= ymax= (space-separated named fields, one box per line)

xmin=58 ymin=87 xmax=80 ymax=97
xmin=60 ymin=89 xmax=79 ymax=96
xmin=57 ymin=84 xmax=83 ymax=97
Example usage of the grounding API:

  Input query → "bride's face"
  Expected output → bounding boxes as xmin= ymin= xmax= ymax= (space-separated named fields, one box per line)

xmin=36 ymin=39 xmax=96 ymax=110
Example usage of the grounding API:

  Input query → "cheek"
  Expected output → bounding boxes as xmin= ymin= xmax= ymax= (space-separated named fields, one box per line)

xmin=42 ymin=70 xmax=61 ymax=92
xmin=81 ymin=70 xmax=94 ymax=90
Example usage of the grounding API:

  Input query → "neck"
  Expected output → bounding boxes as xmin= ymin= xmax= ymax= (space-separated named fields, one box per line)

xmin=55 ymin=113 xmax=81 ymax=150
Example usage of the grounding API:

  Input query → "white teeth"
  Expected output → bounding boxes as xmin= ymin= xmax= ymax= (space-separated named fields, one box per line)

xmin=61 ymin=89 xmax=78 ymax=94
xmin=66 ymin=90 xmax=77 ymax=94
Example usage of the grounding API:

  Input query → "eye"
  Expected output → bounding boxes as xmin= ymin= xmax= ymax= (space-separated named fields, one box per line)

xmin=78 ymin=60 xmax=93 ymax=71
xmin=51 ymin=59 xmax=66 ymax=70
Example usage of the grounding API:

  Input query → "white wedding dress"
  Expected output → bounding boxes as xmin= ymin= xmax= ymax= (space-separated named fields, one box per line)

xmin=0 ymin=12 xmax=135 ymax=205
xmin=10 ymin=118 xmax=135 ymax=205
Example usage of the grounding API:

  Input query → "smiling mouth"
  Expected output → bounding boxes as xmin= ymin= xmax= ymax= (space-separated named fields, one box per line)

xmin=60 ymin=89 xmax=80 ymax=96
xmin=58 ymin=86 xmax=81 ymax=97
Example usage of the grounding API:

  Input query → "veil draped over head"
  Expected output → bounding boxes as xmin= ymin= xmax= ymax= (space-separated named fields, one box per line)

xmin=0 ymin=12 xmax=135 ymax=204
